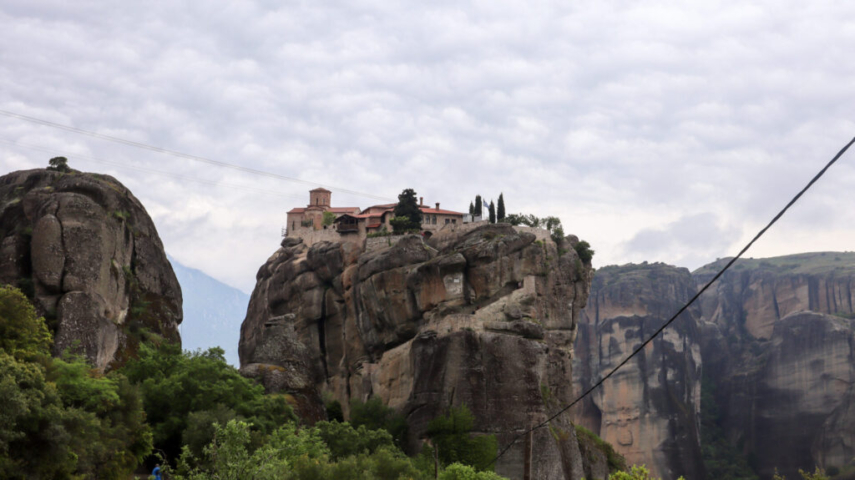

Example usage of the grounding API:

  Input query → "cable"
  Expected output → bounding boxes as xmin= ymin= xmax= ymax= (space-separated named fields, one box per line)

xmin=0 ymin=108 xmax=395 ymax=202
xmin=0 ymin=138 xmax=312 ymax=202
xmin=486 ymin=135 xmax=855 ymax=469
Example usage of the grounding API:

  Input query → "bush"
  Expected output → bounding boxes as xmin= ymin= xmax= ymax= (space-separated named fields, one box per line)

xmin=315 ymin=420 xmax=395 ymax=460
xmin=574 ymin=240 xmax=595 ymax=264
xmin=349 ymin=397 xmax=408 ymax=448
xmin=426 ymin=405 xmax=497 ymax=472
xmin=0 ymin=285 xmax=52 ymax=361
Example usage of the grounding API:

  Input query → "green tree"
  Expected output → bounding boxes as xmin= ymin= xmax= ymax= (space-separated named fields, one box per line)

xmin=0 ymin=285 xmax=52 ymax=361
xmin=574 ymin=240 xmax=595 ymax=264
xmin=322 ymin=211 xmax=336 ymax=226
xmin=392 ymin=188 xmax=423 ymax=233
xmin=469 ymin=202 xmax=475 ymax=216
xmin=315 ymin=420 xmax=395 ymax=460
xmin=349 ymin=397 xmax=408 ymax=448
xmin=497 ymin=194 xmax=505 ymax=222
xmin=426 ymin=405 xmax=497 ymax=472
xmin=0 ymin=352 xmax=79 ymax=479
xmin=474 ymin=195 xmax=482 ymax=217
xmin=440 ymin=463 xmax=507 ymax=480
xmin=488 ymin=201 xmax=496 ymax=224
xmin=47 ymin=156 xmax=70 ymax=173
xmin=121 ymin=344 xmax=296 ymax=464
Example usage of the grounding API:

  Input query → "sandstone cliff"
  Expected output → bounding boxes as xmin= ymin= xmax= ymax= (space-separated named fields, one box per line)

xmin=695 ymin=253 xmax=855 ymax=480
xmin=239 ymin=224 xmax=610 ymax=480
xmin=573 ymin=263 xmax=705 ymax=480
xmin=0 ymin=168 xmax=182 ymax=370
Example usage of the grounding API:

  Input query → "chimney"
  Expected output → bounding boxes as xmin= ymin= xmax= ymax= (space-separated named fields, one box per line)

xmin=435 ymin=202 xmax=440 ymax=210
xmin=420 ymin=197 xmax=423 ymax=206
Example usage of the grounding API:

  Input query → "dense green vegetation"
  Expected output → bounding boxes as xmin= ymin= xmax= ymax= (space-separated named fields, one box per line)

xmin=121 ymin=342 xmax=297 ymax=465
xmin=0 ymin=285 xmax=515 ymax=479
xmin=0 ymin=285 xmax=152 ymax=479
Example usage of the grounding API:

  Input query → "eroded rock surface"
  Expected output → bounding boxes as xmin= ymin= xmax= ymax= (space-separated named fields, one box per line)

xmin=240 ymin=224 xmax=601 ymax=479
xmin=573 ymin=263 xmax=705 ymax=480
xmin=0 ymin=168 xmax=182 ymax=370
xmin=695 ymin=253 xmax=855 ymax=480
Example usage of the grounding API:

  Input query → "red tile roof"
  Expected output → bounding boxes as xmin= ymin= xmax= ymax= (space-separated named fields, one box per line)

xmin=287 ymin=207 xmax=359 ymax=214
xmin=310 ymin=187 xmax=332 ymax=193
xmin=366 ymin=223 xmax=382 ymax=229
xmin=419 ymin=207 xmax=463 ymax=215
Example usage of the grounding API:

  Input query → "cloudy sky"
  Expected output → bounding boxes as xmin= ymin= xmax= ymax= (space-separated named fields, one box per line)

xmin=2 ymin=0 xmax=854 ymax=293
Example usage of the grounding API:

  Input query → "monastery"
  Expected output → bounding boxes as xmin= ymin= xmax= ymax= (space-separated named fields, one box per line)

xmin=285 ymin=188 xmax=469 ymax=244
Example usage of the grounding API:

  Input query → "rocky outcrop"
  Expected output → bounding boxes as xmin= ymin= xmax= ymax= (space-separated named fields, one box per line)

xmin=0 ymin=168 xmax=182 ymax=370
xmin=573 ymin=263 xmax=705 ymax=480
xmin=239 ymin=224 xmax=605 ymax=479
xmin=695 ymin=253 xmax=855 ymax=480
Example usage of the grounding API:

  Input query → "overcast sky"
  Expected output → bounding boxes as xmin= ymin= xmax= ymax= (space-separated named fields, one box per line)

xmin=2 ymin=0 xmax=854 ymax=293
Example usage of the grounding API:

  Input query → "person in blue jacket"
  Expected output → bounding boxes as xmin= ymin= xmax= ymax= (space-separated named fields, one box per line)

xmin=152 ymin=464 xmax=162 ymax=480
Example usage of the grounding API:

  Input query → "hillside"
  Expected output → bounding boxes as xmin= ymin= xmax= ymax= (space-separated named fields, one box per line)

xmin=169 ymin=255 xmax=249 ymax=365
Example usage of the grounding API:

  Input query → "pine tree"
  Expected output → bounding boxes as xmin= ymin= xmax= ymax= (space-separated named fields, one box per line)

xmin=474 ymin=195 xmax=482 ymax=218
xmin=469 ymin=202 xmax=475 ymax=215
xmin=497 ymin=193 xmax=505 ymax=222
xmin=488 ymin=201 xmax=496 ymax=224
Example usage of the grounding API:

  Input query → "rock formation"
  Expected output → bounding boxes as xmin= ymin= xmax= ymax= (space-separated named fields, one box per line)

xmin=239 ymin=224 xmax=611 ymax=479
xmin=695 ymin=253 xmax=855 ymax=480
xmin=0 ymin=168 xmax=182 ymax=370
xmin=573 ymin=263 xmax=705 ymax=480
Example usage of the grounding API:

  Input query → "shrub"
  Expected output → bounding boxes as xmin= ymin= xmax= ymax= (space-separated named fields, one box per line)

xmin=574 ymin=240 xmax=595 ymax=264
xmin=426 ymin=405 xmax=497 ymax=472
xmin=349 ymin=397 xmax=408 ymax=447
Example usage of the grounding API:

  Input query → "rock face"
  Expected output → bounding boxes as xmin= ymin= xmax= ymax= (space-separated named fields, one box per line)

xmin=239 ymin=224 xmax=605 ymax=479
xmin=573 ymin=263 xmax=705 ymax=480
xmin=0 ymin=168 xmax=182 ymax=370
xmin=695 ymin=253 xmax=855 ymax=480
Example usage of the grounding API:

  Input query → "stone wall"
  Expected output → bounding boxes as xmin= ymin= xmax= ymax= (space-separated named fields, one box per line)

xmin=289 ymin=228 xmax=358 ymax=247
xmin=364 ymin=234 xmax=408 ymax=252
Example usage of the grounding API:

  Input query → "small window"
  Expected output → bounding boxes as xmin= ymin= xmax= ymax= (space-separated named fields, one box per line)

xmin=452 ymin=219 xmax=456 ymax=224
xmin=445 ymin=218 xmax=450 ymax=224
xmin=432 ymin=215 xmax=437 ymax=225
xmin=292 ymin=221 xmax=295 ymax=230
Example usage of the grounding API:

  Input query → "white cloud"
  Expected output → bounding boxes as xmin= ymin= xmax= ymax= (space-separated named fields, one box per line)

xmin=2 ymin=0 xmax=855 ymax=291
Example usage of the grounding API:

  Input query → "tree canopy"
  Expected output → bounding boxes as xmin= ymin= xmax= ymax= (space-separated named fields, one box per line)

xmin=47 ymin=156 xmax=70 ymax=173
xmin=497 ymin=194 xmax=505 ymax=222
xmin=391 ymin=188 xmax=422 ymax=233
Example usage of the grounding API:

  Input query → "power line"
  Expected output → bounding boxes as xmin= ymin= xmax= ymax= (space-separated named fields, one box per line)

xmin=487 ymin=135 xmax=855 ymax=469
xmin=0 ymin=138 xmax=312 ymax=202
xmin=0 ymin=108 xmax=395 ymax=202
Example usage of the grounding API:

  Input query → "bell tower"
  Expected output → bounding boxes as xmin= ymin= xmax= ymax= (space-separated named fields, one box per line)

xmin=309 ymin=187 xmax=331 ymax=208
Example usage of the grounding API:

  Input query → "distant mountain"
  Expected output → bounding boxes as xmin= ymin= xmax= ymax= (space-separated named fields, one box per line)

xmin=168 ymin=255 xmax=249 ymax=366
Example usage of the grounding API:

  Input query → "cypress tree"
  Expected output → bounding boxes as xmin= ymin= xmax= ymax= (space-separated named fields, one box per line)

xmin=497 ymin=193 xmax=505 ymax=222
xmin=469 ymin=202 xmax=475 ymax=215
xmin=488 ymin=201 xmax=496 ymax=224
xmin=474 ymin=195 xmax=482 ymax=217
